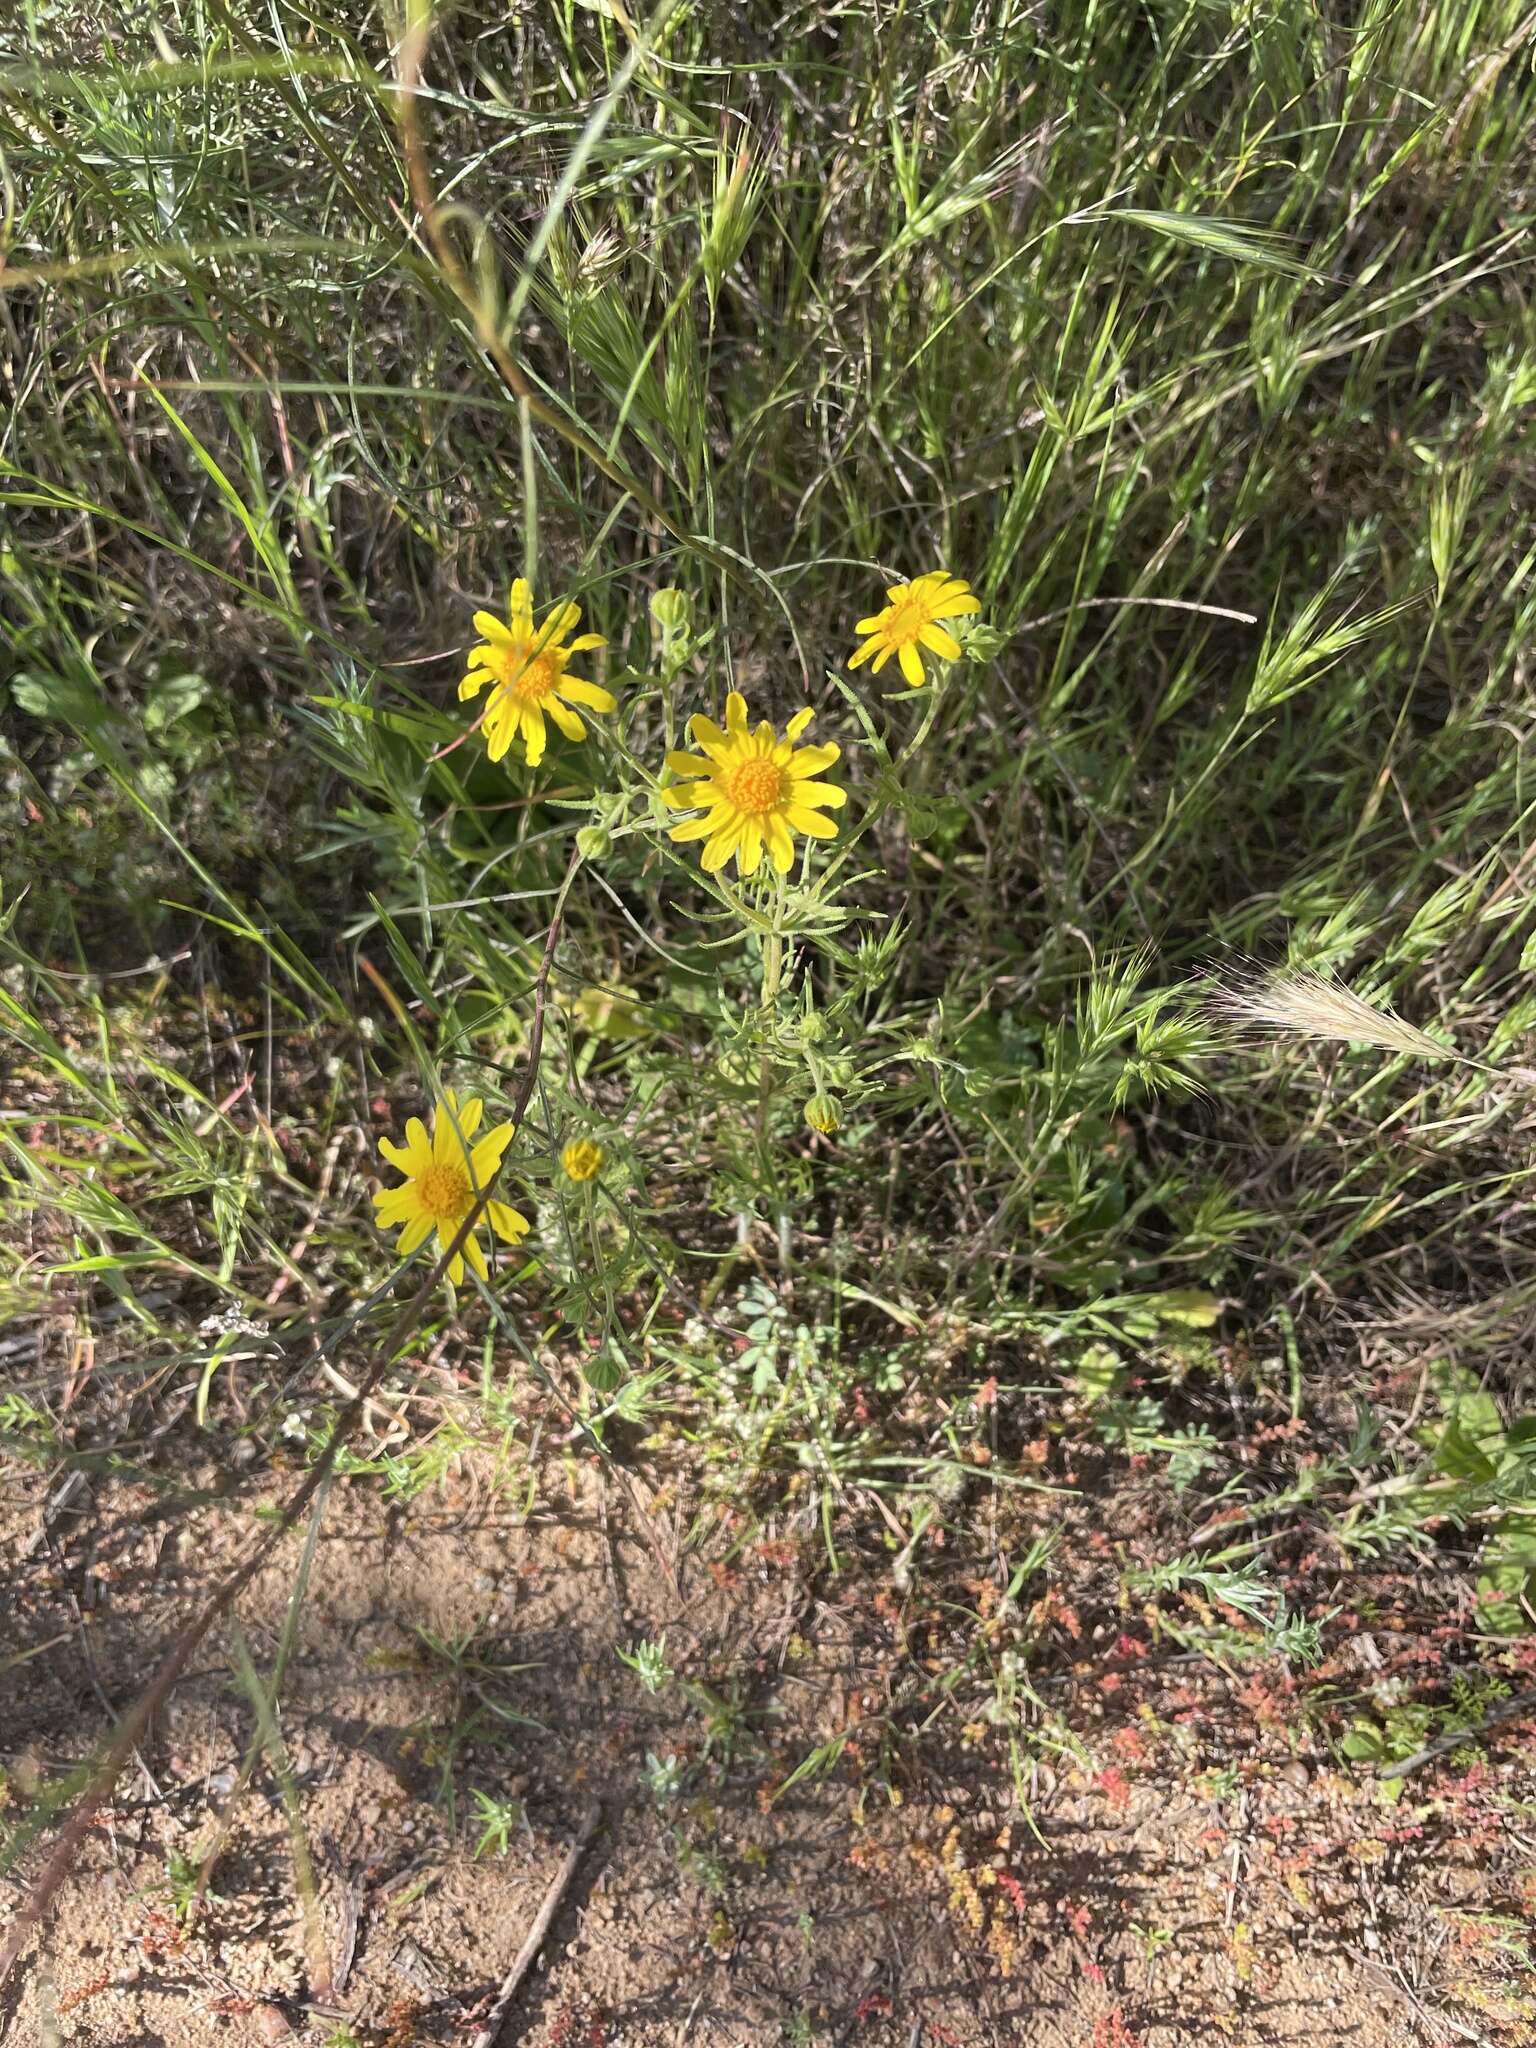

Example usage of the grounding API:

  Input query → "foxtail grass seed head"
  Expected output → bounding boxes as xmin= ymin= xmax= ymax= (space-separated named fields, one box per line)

xmin=1210 ymin=968 xmax=1451 ymax=1062
xmin=373 ymin=1090 xmax=529 ymax=1286
xmin=459 ymin=579 xmax=616 ymax=767
xmin=663 ymin=690 xmax=846 ymax=877
xmin=561 ymin=1138 xmax=605 ymax=1183
xmin=848 ymin=571 xmax=981 ymax=687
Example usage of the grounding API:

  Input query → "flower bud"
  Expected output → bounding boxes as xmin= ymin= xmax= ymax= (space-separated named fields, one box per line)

xmin=575 ymin=823 xmax=611 ymax=860
xmin=961 ymin=621 xmax=1008 ymax=663
xmin=562 ymin=1138 xmax=605 ymax=1182
xmin=803 ymin=1093 xmax=840 ymax=1135
xmin=649 ymin=586 xmax=693 ymax=640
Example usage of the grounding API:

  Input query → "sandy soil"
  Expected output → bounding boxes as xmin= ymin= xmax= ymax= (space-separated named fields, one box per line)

xmin=1 ymin=1416 xmax=1529 ymax=2048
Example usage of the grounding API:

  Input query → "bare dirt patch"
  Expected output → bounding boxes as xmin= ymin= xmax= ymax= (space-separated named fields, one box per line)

xmin=4 ymin=1413 xmax=1531 ymax=2048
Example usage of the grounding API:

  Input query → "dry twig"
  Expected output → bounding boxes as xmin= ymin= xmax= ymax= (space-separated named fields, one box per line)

xmin=469 ymin=1804 xmax=603 ymax=2048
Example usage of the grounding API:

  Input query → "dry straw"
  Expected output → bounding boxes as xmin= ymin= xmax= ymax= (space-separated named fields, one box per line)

xmin=1208 ymin=965 xmax=1515 ymax=1080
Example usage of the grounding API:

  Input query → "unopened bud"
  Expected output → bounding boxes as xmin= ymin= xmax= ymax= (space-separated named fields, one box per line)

xmin=649 ymin=586 xmax=693 ymax=638
xmin=803 ymin=1093 xmax=840 ymax=1135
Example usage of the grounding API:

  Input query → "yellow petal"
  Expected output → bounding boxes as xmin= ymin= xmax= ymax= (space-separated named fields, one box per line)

xmin=918 ymin=623 xmax=962 ymax=659
xmin=558 ymin=676 xmax=617 ymax=712
xmin=568 ymin=631 xmax=606 ymax=654
xmin=485 ymin=702 xmax=514 ymax=762
xmin=473 ymin=609 xmax=512 ymax=644
xmin=489 ymin=1200 xmax=530 ymax=1244
xmin=666 ymin=751 xmax=713 ymax=776
xmin=737 ymin=821 xmax=764 ymax=876
xmin=509 ymin=578 xmax=534 ymax=623
xmin=724 ymin=691 xmax=749 ymax=732
xmin=669 ymin=812 xmax=718 ymax=843
xmin=471 ymin=1125 xmax=515 ymax=1179
xmin=664 ymin=779 xmax=718 ymax=809
xmin=687 ymin=715 xmax=734 ymax=762
xmin=459 ymin=672 xmax=489 ymax=701
xmin=854 ymin=613 xmax=889 ymax=635
xmin=789 ymin=742 xmax=841 ymax=775
xmin=899 ymin=641 xmax=926 ymax=687
xmin=522 ymin=704 xmax=547 ymax=765
xmin=397 ymin=1214 xmax=434 ymax=1256
xmin=847 ymin=639 xmax=877 ymax=669
xmin=786 ymin=805 xmax=838 ymax=838
xmin=547 ymin=698 xmax=587 ymax=744
xmin=786 ymin=778 xmax=846 ymax=808
xmin=702 ymin=819 xmax=743 ymax=871
xmin=463 ymin=1232 xmax=489 ymax=1282
xmin=432 ymin=1108 xmax=457 ymax=1167
xmin=934 ymin=591 xmax=981 ymax=618
xmin=785 ymin=707 xmax=816 ymax=741
xmin=765 ymin=814 xmax=796 ymax=871
xmin=870 ymin=644 xmax=894 ymax=673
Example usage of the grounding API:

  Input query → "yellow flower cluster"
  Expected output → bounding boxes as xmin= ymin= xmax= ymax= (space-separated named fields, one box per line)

xmin=660 ymin=569 xmax=979 ymax=881
xmin=455 ymin=565 xmax=978 ymax=783
xmin=379 ymin=567 xmax=983 ymax=1278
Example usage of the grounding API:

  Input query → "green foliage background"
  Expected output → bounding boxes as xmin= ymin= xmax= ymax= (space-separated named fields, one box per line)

xmin=6 ymin=0 xmax=1536 ymax=1677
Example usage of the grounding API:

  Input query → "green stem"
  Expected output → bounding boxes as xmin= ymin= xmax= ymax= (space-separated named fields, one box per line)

xmin=755 ymin=875 xmax=788 ymax=1151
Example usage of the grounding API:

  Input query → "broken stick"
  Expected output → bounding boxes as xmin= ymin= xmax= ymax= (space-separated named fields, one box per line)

xmin=470 ymin=1803 xmax=603 ymax=2048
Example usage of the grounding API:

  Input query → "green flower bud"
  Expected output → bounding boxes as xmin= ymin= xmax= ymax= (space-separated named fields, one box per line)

xmin=960 ymin=621 xmax=1008 ymax=663
xmin=650 ymin=586 xmax=694 ymax=640
xmin=576 ymin=823 xmax=611 ymax=860
xmin=804 ymin=1093 xmax=841 ymax=1135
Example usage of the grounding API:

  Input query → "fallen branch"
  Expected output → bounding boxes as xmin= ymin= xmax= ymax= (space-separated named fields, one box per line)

xmin=470 ymin=1803 xmax=603 ymax=2048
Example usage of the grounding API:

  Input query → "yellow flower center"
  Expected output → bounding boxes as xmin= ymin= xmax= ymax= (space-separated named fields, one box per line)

xmin=417 ymin=1161 xmax=470 ymax=1220
xmin=884 ymin=590 xmax=932 ymax=646
xmin=492 ymin=640 xmax=562 ymax=704
xmin=725 ymin=758 xmax=785 ymax=815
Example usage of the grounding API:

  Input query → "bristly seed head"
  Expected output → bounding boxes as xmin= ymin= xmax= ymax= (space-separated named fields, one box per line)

xmin=1207 ymin=966 xmax=1454 ymax=1062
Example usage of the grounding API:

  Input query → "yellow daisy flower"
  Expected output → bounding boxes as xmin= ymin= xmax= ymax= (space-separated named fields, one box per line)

xmin=847 ymin=570 xmax=981 ymax=687
xmin=663 ymin=690 xmax=846 ymax=877
xmin=459 ymin=578 xmax=616 ymax=767
xmin=372 ymin=1090 xmax=530 ymax=1285
xmin=561 ymin=1138 xmax=605 ymax=1183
